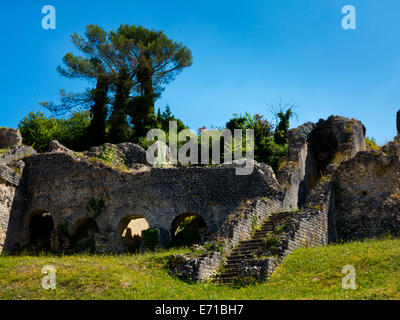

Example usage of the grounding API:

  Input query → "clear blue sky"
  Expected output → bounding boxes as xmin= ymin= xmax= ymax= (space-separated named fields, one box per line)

xmin=1 ymin=0 xmax=400 ymax=144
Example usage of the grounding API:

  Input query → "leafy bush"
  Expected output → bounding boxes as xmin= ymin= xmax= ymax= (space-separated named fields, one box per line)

xmin=98 ymin=145 xmax=118 ymax=166
xmin=85 ymin=196 xmax=106 ymax=219
xmin=263 ymin=234 xmax=282 ymax=256
xmin=142 ymin=228 xmax=159 ymax=251
xmin=18 ymin=111 xmax=91 ymax=152
xmin=18 ymin=111 xmax=64 ymax=152
xmin=59 ymin=111 xmax=91 ymax=150
xmin=226 ymin=110 xmax=291 ymax=171
xmin=274 ymin=222 xmax=289 ymax=234
xmin=365 ymin=137 xmax=380 ymax=151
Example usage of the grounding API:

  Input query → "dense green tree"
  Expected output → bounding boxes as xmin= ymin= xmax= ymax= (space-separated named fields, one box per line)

xmin=225 ymin=107 xmax=294 ymax=171
xmin=157 ymin=105 xmax=186 ymax=132
xmin=226 ymin=116 xmax=247 ymax=132
xmin=274 ymin=108 xmax=293 ymax=146
xmin=108 ymin=68 xmax=134 ymax=143
xmin=87 ymin=75 xmax=109 ymax=146
xmin=44 ymin=25 xmax=117 ymax=145
xmin=49 ymin=24 xmax=193 ymax=145
xmin=111 ymin=25 xmax=192 ymax=141
xmin=60 ymin=111 xmax=92 ymax=150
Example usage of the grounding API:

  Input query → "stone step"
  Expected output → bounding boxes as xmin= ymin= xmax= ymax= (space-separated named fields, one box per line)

xmin=219 ymin=270 xmax=243 ymax=276
xmin=224 ymin=258 xmax=258 ymax=265
xmin=229 ymin=250 xmax=265 ymax=256
xmin=215 ymin=211 xmax=292 ymax=284
xmin=234 ymin=241 xmax=266 ymax=246
xmin=217 ymin=272 xmax=242 ymax=278
xmin=223 ymin=265 xmax=258 ymax=271
xmin=227 ymin=254 xmax=262 ymax=260
xmin=231 ymin=245 xmax=265 ymax=251
xmin=228 ymin=252 xmax=260 ymax=258
xmin=238 ymin=239 xmax=265 ymax=243
xmin=232 ymin=244 xmax=267 ymax=250
xmin=226 ymin=257 xmax=255 ymax=262
xmin=227 ymin=251 xmax=271 ymax=258
xmin=233 ymin=247 xmax=266 ymax=252
xmin=225 ymin=259 xmax=266 ymax=265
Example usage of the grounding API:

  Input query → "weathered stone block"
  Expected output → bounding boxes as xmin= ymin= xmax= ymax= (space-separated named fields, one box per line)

xmin=0 ymin=128 xmax=22 ymax=149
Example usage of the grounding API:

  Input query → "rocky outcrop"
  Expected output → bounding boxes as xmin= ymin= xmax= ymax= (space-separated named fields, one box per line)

xmin=308 ymin=116 xmax=366 ymax=172
xmin=277 ymin=115 xmax=366 ymax=208
xmin=334 ymin=151 xmax=400 ymax=240
xmin=83 ymin=142 xmax=148 ymax=168
xmin=48 ymin=140 xmax=75 ymax=156
xmin=0 ymin=128 xmax=22 ymax=149
xmin=287 ymin=122 xmax=316 ymax=163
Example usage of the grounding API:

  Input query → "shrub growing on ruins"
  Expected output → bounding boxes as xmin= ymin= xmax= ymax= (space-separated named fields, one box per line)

xmin=365 ymin=137 xmax=380 ymax=151
xmin=86 ymin=196 xmax=106 ymax=219
xmin=142 ymin=228 xmax=159 ymax=251
xmin=274 ymin=222 xmax=290 ymax=234
xmin=225 ymin=105 xmax=293 ymax=171
xmin=18 ymin=111 xmax=64 ymax=152
xmin=18 ymin=110 xmax=91 ymax=152
xmin=262 ymin=234 xmax=282 ymax=256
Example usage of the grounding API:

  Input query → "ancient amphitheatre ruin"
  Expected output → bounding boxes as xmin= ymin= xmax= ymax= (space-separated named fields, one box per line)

xmin=1 ymin=113 xmax=400 ymax=284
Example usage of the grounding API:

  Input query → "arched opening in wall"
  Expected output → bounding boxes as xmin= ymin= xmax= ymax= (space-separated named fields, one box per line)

xmin=28 ymin=211 xmax=54 ymax=251
xmin=170 ymin=213 xmax=207 ymax=247
xmin=71 ymin=218 xmax=99 ymax=253
xmin=117 ymin=216 xmax=150 ymax=252
xmin=307 ymin=127 xmax=339 ymax=186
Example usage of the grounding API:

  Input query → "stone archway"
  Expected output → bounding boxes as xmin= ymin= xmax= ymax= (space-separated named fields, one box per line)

xmin=71 ymin=218 xmax=99 ymax=253
xmin=117 ymin=215 xmax=150 ymax=252
xmin=170 ymin=213 xmax=207 ymax=247
xmin=28 ymin=211 xmax=54 ymax=250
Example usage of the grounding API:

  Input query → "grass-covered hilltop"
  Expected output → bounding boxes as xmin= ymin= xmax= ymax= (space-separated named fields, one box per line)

xmin=1 ymin=238 xmax=399 ymax=300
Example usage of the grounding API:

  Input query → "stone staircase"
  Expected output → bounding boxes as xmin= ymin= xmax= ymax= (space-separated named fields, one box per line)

xmin=216 ymin=211 xmax=293 ymax=285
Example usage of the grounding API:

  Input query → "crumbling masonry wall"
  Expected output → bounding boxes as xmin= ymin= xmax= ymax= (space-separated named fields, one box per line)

xmin=334 ymin=151 xmax=400 ymax=240
xmin=0 ymin=146 xmax=36 ymax=254
xmin=170 ymin=115 xmax=366 ymax=282
xmin=1 ymin=152 xmax=283 ymax=254
xmin=0 ymin=182 xmax=17 ymax=253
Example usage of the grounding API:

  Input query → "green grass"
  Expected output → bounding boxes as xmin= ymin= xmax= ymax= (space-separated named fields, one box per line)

xmin=1 ymin=238 xmax=400 ymax=300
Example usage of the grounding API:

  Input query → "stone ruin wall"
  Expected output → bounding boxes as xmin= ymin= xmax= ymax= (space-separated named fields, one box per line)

xmin=334 ymin=151 xmax=400 ymax=240
xmin=0 ymin=182 xmax=16 ymax=254
xmin=170 ymin=178 xmax=335 ymax=283
xmin=0 ymin=146 xmax=36 ymax=254
xmin=1 ymin=150 xmax=284 ymax=254
xmin=226 ymin=181 xmax=335 ymax=283
xmin=169 ymin=115 xmax=370 ymax=282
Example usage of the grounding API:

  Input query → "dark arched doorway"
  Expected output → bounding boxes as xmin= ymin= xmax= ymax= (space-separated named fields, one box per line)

xmin=28 ymin=211 xmax=54 ymax=250
xmin=170 ymin=213 xmax=207 ymax=247
xmin=307 ymin=126 xmax=340 ymax=189
xmin=117 ymin=215 xmax=150 ymax=252
xmin=71 ymin=218 xmax=99 ymax=253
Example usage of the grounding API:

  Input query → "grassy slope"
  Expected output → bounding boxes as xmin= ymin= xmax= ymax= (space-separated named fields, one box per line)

xmin=1 ymin=238 xmax=400 ymax=300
